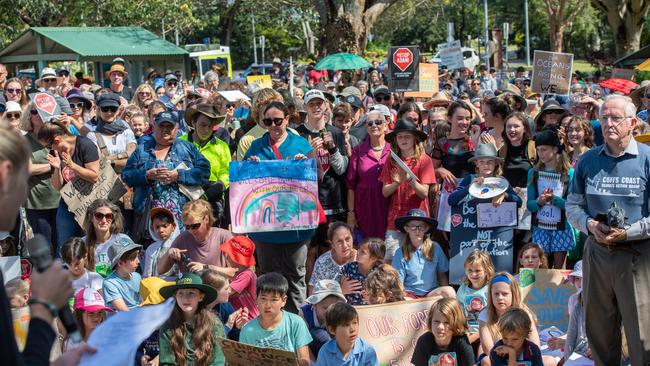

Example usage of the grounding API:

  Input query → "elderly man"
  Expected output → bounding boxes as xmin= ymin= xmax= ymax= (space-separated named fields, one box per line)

xmin=567 ymin=94 xmax=650 ymax=365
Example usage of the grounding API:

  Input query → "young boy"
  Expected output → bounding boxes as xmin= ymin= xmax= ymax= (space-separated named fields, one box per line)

xmin=300 ymin=279 xmax=347 ymax=356
xmin=103 ymin=237 xmax=143 ymax=311
xmin=316 ymin=303 xmax=378 ymax=366
xmin=220 ymin=235 xmax=259 ymax=317
xmin=490 ymin=308 xmax=543 ymax=366
xmin=142 ymin=207 xmax=179 ymax=278
xmin=240 ymin=273 xmax=312 ymax=366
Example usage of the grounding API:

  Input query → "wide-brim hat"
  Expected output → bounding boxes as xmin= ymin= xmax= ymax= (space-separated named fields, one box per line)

xmin=65 ymin=88 xmax=92 ymax=109
xmin=306 ymin=279 xmax=346 ymax=304
xmin=105 ymin=64 xmax=128 ymax=79
xmin=468 ymin=143 xmax=503 ymax=162
xmin=184 ymin=102 xmax=226 ymax=128
xmin=159 ymin=272 xmax=218 ymax=304
xmin=534 ymin=99 xmax=565 ymax=128
xmin=107 ymin=236 xmax=143 ymax=270
xmin=423 ymin=92 xmax=451 ymax=110
xmin=385 ymin=118 xmax=428 ymax=142
xmin=221 ymin=235 xmax=256 ymax=267
xmin=535 ymin=125 xmax=562 ymax=148
xmin=395 ymin=208 xmax=437 ymax=233
xmin=36 ymin=67 xmax=61 ymax=87
xmin=500 ymin=83 xmax=527 ymax=112
xmin=631 ymin=80 xmax=650 ymax=107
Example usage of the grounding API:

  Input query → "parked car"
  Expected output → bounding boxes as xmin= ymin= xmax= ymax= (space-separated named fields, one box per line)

xmin=431 ymin=47 xmax=481 ymax=72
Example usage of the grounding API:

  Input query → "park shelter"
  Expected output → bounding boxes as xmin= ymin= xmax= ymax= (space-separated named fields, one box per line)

xmin=0 ymin=26 xmax=189 ymax=84
xmin=613 ymin=44 xmax=650 ymax=68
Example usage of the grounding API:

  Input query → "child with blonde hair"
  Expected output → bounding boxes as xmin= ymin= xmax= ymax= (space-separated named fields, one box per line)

xmin=456 ymin=251 xmax=494 ymax=347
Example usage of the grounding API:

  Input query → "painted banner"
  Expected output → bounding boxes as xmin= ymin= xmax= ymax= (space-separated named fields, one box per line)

xmin=229 ymin=159 xmax=319 ymax=234
xmin=60 ymin=158 xmax=127 ymax=226
xmin=520 ymin=269 xmax=575 ymax=331
xmin=404 ymin=63 xmax=439 ymax=98
xmin=247 ymin=75 xmax=273 ymax=89
xmin=449 ymin=197 xmax=514 ymax=284
xmin=531 ymin=50 xmax=574 ymax=95
xmin=217 ymin=338 xmax=297 ymax=366
xmin=29 ymin=92 xmax=62 ymax=122
xmin=389 ymin=46 xmax=420 ymax=92
xmin=356 ymin=297 xmax=438 ymax=366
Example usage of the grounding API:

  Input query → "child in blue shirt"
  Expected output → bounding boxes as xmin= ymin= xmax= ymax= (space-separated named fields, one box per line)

xmin=490 ymin=308 xmax=543 ymax=366
xmin=240 ymin=272 xmax=312 ymax=366
xmin=316 ymin=303 xmax=378 ymax=366
xmin=102 ymin=236 xmax=142 ymax=311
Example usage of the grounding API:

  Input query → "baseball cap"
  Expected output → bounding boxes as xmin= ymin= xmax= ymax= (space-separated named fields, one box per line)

xmin=343 ymin=95 xmax=362 ymax=109
xmin=150 ymin=207 xmax=175 ymax=221
xmin=370 ymin=104 xmax=391 ymax=117
xmin=165 ymin=74 xmax=178 ymax=83
xmin=306 ymin=279 xmax=346 ymax=304
xmin=304 ymin=89 xmax=326 ymax=104
xmin=339 ymin=86 xmax=361 ymax=99
xmin=373 ymin=85 xmax=390 ymax=96
xmin=74 ymin=288 xmax=114 ymax=312
xmin=97 ymin=93 xmax=121 ymax=108
xmin=155 ymin=111 xmax=179 ymax=126
xmin=107 ymin=236 xmax=142 ymax=269
xmin=221 ymin=236 xmax=256 ymax=267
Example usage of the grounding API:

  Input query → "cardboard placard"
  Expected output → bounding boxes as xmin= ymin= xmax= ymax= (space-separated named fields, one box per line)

xmin=217 ymin=338 xmax=297 ymax=366
xmin=449 ymin=198 xmax=514 ymax=284
xmin=531 ymin=50 xmax=574 ymax=95
xmin=477 ymin=202 xmax=518 ymax=228
xmin=404 ymin=63 xmax=440 ymax=98
xmin=388 ymin=46 xmax=420 ymax=92
xmin=29 ymin=92 xmax=62 ymax=122
xmin=229 ymin=159 xmax=319 ymax=234
xmin=247 ymin=75 xmax=273 ymax=89
xmin=521 ymin=269 xmax=575 ymax=331
xmin=356 ymin=297 xmax=438 ymax=366
xmin=439 ymin=40 xmax=464 ymax=70
xmin=60 ymin=159 xmax=127 ymax=226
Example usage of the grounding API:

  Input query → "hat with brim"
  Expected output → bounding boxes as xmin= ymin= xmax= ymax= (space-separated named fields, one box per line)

xmin=423 ymin=92 xmax=451 ymax=110
xmin=221 ymin=235 xmax=256 ymax=267
xmin=631 ymin=80 xmax=650 ymax=107
xmin=322 ymin=91 xmax=335 ymax=104
xmin=140 ymin=277 xmax=175 ymax=306
xmin=386 ymin=118 xmax=428 ymax=142
xmin=66 ymin=88 xmax=92 ymax=110
xmin=104 ymin=64 xmax=128 ymax=79
xmin=534 ymin=100 xmax=565 ymax=129
xmin=500 ymin=84 xmax=527 ymax=112
xmin=568 ymin=260 xmax=583 ymax=279
xmin=74 ymin=288 xmax=114 ymax=313
xmin=306 ymin=279 xmax=346 ymax=304
xmin=159 ymin=272 xmax=218 ymax=304
xmin=107 ymin=236 xmax=142 ymax=270
xmin=36 ymin=67 xmax=61 ymax=87
xmin=395 ymin=208 xmax=437 ymax=233
xmin=535 ymin=125 xmax=562 ymax=148
xmin=150 ymin=207 xmax=175 ymax=221
xmin=184 ymin=102 xmax=226 ymax=128
xmin=468 ymin=143 xmax=503 ymax=163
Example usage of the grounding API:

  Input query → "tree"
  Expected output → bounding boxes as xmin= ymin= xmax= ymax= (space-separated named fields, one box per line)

xmin=592 ymin=0 xmax=650 ymax=58
xmin=542 ymin=0 xmax=586 ymax=53
xmin=312 ymin=0 xmax=400 ymax=56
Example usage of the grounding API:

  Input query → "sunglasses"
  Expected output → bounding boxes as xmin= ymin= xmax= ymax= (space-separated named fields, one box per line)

xmin=375 ymin=95 xmax=391 ymax=102
xmin=166 ymin=81 xmax=178 ymax=87
xmin=262 ymin=117 xmax=284 ymax=126
xmin=43 ymin=78 xmax=57 ymax=83
xmin=226 ymin=103 xmax=234 ymax=109
xmin=472 ymin=82 xmax=481 ymax=86
xmin=100 ymin=106 xmax=118 ymax=113
xmin=366 ymin=119 xmax=384 ymax=126
xmin=93 ymin=212 xmax=113 ymax=221
xmin=139 ymin=92 xmax=151 ymax=97
xmin=5 ymin=88 xmax=21 ymax=94
xmin=70 ymin=102 xmax=85 ymax=109
xmin=58 ymin=72 xmax=69 ymax=77
xmin=30 ymin=109 xmax=39 ymax=115
xmin=5 ymin=112 xmax=20 ymax=120
xmin=185 ymin=222 xmax=201 ymax=231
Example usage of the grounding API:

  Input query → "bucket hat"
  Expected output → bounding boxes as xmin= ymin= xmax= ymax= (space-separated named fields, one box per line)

xmin=159 ymin=272 xmax=218 ymax=304
xmin=306 ymin=279 xmax=346 ymax=304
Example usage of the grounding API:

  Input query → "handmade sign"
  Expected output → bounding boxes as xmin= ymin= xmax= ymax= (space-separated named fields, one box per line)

xmin=449 ymin=197 xmax=514 ymax=284
xmin=247 ymin=75 xmax=273 ymax=89
xmin=531 ymin=50 xmax=574 ymax=95
xmin=439 ymin=40 xmax=464 ymax=70
xmin=477 ymin=202 xmax=518 ymax=228
xmin=29 ymin=92 xmax=62 ymax=122
xmin=60 ymin=158 xmax=127 ymax=226
xmin=520 ymin=269 xmax=575 ymax=331
xmin=356 ymin=297 xmax=438 ymax=366
xmin=516 ymin=188 xmax=531 ymax=230
xmin=229 ymin=159 xmax=319 ymax=233
xmin=388 ymin=46 xmax=420 ymax=92
xmin=404 ymin=63 xmax=439 ymax=98
xmin=217 ymin=338 xmax=297 ymax=366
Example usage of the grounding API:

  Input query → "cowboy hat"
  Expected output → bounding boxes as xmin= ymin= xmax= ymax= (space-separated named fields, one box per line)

xmin=159 ymin=273 xmax=218 ymax=304
xmin=395 ymin=208 xmax=437 ymax=234
xmin=104 ymin=64 xmax=129 ymax=79
xmin=184 ymin=102 xmax=226 ymax=128
xmin=423 ymin=92 xmax=452 ymax=110
xmin=385 ymin=118 xmax=428 ymax=142
xmin=499 ymin=83 xmax=527 ymax=112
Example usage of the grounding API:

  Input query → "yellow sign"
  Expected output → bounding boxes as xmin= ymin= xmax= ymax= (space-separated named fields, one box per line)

xmin=247 ymin=75 xmax=273 ymax=89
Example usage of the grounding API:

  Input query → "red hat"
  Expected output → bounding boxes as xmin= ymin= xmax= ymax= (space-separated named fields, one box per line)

xmin=221 ymin=236 xmax=256 ymax=267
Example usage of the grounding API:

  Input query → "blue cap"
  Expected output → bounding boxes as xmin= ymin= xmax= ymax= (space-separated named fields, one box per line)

xmin=155 ymin=111 xmax=179 ymax=126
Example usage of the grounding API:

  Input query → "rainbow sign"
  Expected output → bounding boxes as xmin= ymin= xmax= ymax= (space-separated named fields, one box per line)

xmin=229 ymin=159 xmax=319 ymax=233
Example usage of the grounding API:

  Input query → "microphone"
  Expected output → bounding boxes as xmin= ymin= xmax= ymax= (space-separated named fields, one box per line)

xmin=26 ymin=234 xmax=81 ymax=343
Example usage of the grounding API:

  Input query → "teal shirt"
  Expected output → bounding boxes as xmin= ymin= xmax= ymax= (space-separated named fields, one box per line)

xmin=240 ymin=310 xmax=313 ymax=352
xmin=159 ymin=317 xmax=226 ymax=366
xmin=102 ymin=271 xmax=142 ymax=310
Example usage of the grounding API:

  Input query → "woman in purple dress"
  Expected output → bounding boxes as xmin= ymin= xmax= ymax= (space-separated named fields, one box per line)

xmin=346 ymin=110 xmax=390 ymax=240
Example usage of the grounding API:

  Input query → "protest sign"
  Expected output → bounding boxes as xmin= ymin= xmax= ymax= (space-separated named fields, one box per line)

xmin=611 ymin=68 xmax=635 ymax=80
xmin=449 ymin=198 xmax=514 ymax=284
xmin=388 ymin=46 xmax=420 ymax=92
xmin=520 ymin=269 xmax=575 ymax=331
xmin=477 ymin=202 xmax=518 ymax=228
xmin=0 ymin=256 xmax=20 ymax=284
xmin=218 ymin=90 xmax=251 ymax=102
xmin=217 ymin=338 xmax=297 ymax=366
xmin=531 ymin=50 xmax=574 ymax=95
xmin=439 ymin=40 xmax=464 ymax=70
xmin=229 ymin=159 xmax=319 ymax=234
xmin=404 ymin=63 xmax=439 ymax=98
xmin=247 ymin=75 xmax=273 ymax=89
xmin=29 ymin=92 xmax=61 ymax=122
xmin=356 ymin=297 xmax=438 ymax=366
xmin=60 ymin=158 xmax=127 ymax=226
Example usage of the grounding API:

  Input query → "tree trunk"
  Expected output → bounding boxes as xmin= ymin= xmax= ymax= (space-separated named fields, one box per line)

xmin=548 ymin=18 xmax=564 ymax=52
xmin=219 ymin=0 xmax=242 ymax=46
xmin=592 ymin=0 xmax=650 ymax=58
xmin=544 ymin=0 xmax=585 ymax=53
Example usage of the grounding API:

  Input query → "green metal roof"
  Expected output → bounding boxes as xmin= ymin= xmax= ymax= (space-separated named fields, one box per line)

xmin=29 ymin=26 xmax=188 ymax=57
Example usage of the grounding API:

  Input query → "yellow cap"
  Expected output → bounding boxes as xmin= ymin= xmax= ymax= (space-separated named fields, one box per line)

xmin=140 ymin=277 xmax=174 ymax=306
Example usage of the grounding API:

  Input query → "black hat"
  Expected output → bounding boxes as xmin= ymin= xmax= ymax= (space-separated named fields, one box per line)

xmin=373 ymin=85 xmax=390 ymax=97
xmin=385 ymin=118 xmax=428 ymax=142
xmin=534 ymin=125 xmax=562 ymax=148
xmin=534 ymin=99 xmax=565 ymax=129
xmin=96 ymin=93 xmax=121 ymax=108
xmin=343 ymin=95 xmax=362 ymax=109
xmin=395 ymin=208 xmax=437 ymax=233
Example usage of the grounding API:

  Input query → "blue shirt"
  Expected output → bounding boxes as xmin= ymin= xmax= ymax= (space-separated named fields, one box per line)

xmin=316 ymin=337 xmax=379 ymax=366
xmin=392 ymin=242 xmax=449 ymax=296
xmin=103 ymin=271 xmax=142 ymax=310
xmin=240 ymin=310 xmax=312 ymax=352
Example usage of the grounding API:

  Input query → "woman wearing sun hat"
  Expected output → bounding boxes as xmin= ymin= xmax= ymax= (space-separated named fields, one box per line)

xmin=159 ymin=272 xmax=226 ymax=366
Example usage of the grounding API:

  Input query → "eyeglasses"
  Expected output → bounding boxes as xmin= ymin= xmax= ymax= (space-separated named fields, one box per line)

xmin=262 ymin=117 xmax=284 ymax=126
xmin=185 ymin=222 xmax=202 ymax=231
xmin=100 ymin=106 xmax=118 ymax=113
xmin=5 ymin=88 xmax=21 ymax=94
xmin=375 ymin=95 xmax=390 ymax=102
xmin=93 ymin=212 xmax=113 ymax=221
xmin=366 ymin=119 xmax=384 ymax=126
xmin=166 ymin=81 xmax=178 ymax=87
xmin=5 ymin=113 xmax=20 ymax=120
xmin=405 ymin=225 xmax=427 ymax=232
xmin=70 ymin=102 xmax=85 ymax=109
xmin=599 ymin=115 xmax=630 ymax=125
xmin=30 ymin=109 xmax=39 ymax=115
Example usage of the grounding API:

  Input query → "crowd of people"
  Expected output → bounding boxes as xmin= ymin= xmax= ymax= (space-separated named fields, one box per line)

xmin=0 ymin=56 xmax=649 ymax=366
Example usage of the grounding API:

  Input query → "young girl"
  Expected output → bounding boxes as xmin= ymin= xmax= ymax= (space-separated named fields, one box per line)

xmin=310 ymin=222 xmax=357 ymax=294
xmin=478 ymin=272 xmax=542 ymax=366
xmin=456 ymin=251 xmax=494 ymax=347
xmin=391 ymin=209 xmax=455 ymax=299
xmin=527 ymin=126 xmax=575 ymax=269
xmin=515 ymin=243 xmax=549 ymax=272
xmin=338 ymin=237 xmax=385 ymax=305
xmin=490 ymin=308 xmax=544 ymax=366
xmin=67 ymin=288 xmax=112 ymax=350
xmin=61 ymin=238 xmax=103 ymax=294
xmin=411 ymin=298 xmax=475 ymax=366
xmin=201 ymin=269 xmax=250 ymax=341
xmin=381 ymin=118 xmax=436 ymax=261
xmin=82 ymin=199 xmax=131 ymax=277
xmin=365 ymin=264 xmax=406 ymax=305
xmin=220 ymin=236 xmax=259 ymax=318
xmin=159 ymin=273 xmax=226 ymax=366
xmin=564 ymin=116 xmax=594 ymax=167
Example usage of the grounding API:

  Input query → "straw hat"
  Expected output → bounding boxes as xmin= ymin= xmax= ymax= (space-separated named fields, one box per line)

xmin=630 ymin=80 xmax=650 ymax=107
xmin=105 ymin=64 xmax=128 ymax=79
xmin=423 ymin=92 xmax=451 ymax=110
